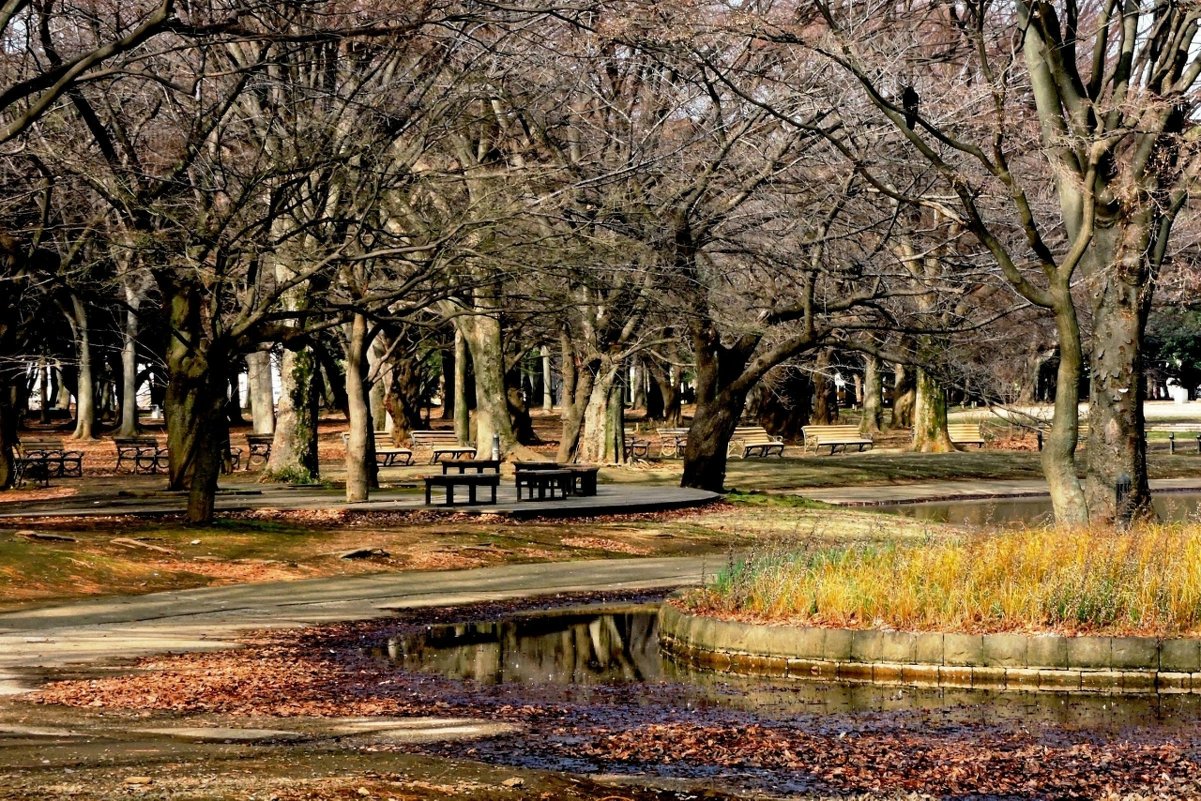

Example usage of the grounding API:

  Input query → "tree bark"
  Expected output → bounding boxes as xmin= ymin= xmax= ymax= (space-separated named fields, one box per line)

xmin=68 ymin=295 xmax=96 ymax=439
xmin=556 ymin=364 xmax=595 ymax=463
xmin=1043 ymin=297 xmax=1089 ymax=526
xmin=579 ymin=361 xmax=624 ymax=463
xmin=162 ymin=282 xmax=228 ymax=524
xmin=891 ymin=362 xmax=915 ymax=429
xmin=453 ymin=328 xmax=471 ymax=444
xmin=116 ymin=282 xmax=142 ymax=437
xmin=860 ymin=354 xmax=883 ymax=434
xmin=246 ymin=350 xmax=275 ymax=434
xmin=267 ymin=347 xmax=319 ymax=481
xmin=541 ymin=345 xmax=553 ymax=411
xmin=344 ymin=313 xmax=373 ymax=503
xmin=911 ymin=367 xmax=954 ymax=452
xmin=457 ymin=311 xmax=515 ymax=453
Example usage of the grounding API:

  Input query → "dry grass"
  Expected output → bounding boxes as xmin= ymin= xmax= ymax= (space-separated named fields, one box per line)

xmin=689 ymin=523 xmax=1201 ymax=636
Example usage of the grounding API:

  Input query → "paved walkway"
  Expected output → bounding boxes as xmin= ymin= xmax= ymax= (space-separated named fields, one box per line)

xmin=0 ymin=556 xmax=712 ymax=692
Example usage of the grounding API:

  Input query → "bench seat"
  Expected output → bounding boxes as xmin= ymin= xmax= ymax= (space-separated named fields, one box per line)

xmin=657 ymin=427 xmax=690 ymax=458
xmin=17 ymin=438 xmax=83 ymax=478
xmin=423 ymin=473 xmax=499 ymax=505
xmin=245 ymin=433 xmax=273 ymax=470
xmin=514 ymin=468 xmax=574 ymax=500
xmin=947 ymin=423 xmax=985 ymax=448
xmin=113 ymin=436 xmax=169 ymax=474
xmin=801 ymin=424 xmax=871 ymax=455
xmin=728 ymin=425 xmax=785 ymax=458
xmin=410 ymin=430 xmax=476 ymax=463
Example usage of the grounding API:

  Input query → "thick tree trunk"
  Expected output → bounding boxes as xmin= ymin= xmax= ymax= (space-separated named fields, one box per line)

xmin=579 ymin=362 xmax=623 ymax=463
xmin=811 ymin=350 xmax=838 ymax=425
xmin=1084 ymin=238 xmax=1153 ymax=524
xmin=891 ymin=363 xmax=915 ymax=429
xmin=368 ymin=338 xmax=388 ymax=431
xmin=556 ymin=365 xmax=595 ymax=463
xmin=0 ymin=384 xmax=15 ymax=489
xmin=860 ymin=354 xmax=884 ymax=435
xmin=911 ymin=367 xmax=954 ymax=452
xmin=559 ymin=330 xmax=577 ymax=411
xmin=756 ymin=367 xmax=809 ymax=441
xmin=246 ymin=351 xmax=275 ymax=434
xmin=457 ymin=312 xmax=515 ymax=453
xmin=162 ymin=284 xmax=228 ymax=524
xmin=69 ymin=296 xmax=96 ymax=440
xmin=267 ymin=347 xmax=319 ymax=481
xmin=344 ymin=313 xmax=374 ymax=503
xmin=682 ymin=388 xmax=747 ymax=491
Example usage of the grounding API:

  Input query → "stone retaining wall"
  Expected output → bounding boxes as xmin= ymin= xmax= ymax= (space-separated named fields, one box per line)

xmin=658 ymin=602 xmax=1201 ymax=694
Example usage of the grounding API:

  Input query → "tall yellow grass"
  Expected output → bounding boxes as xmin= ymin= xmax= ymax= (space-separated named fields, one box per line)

xmin=691 ymin=524 xmax=1201 ymax=636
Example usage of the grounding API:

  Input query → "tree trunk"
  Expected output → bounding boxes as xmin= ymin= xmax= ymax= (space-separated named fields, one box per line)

xmin=682 ymin=387 xmax=747 ymax=491
xmin=1082 ymin=229 xmax=1153 ymax=524
xmin=344 ymin=313 xmax=373 ymax=503
xmin=912 ymin=367 xmax=954 ymax=452
xmin=267 ymin=347 xmax=319 ymax=481
xmin=0 ymin=384 xmax=15 ymax=489
xmin=811 ymin=350 xmax=837 ymax=425
xmin=246 ymin=351 xmax=275 ymax=434
xmin=116 ymin=285 xmax=141 ymax=437
xmin=756 ymin=367 xmax=809 ymax=441
xmin=457 ymin=312 xmax=515 ymax=453
xmin=860 ymin=354 xmax=883 ymax=434
xmin=556 ymin=365 xmax=595 ymax=463
xmin=453 ymin=328 xmax=471 ymax=444
xmin=560 ymin=330 xmax=577 ymax=410
xmin=579 ymin=362 xmax=624 ymax=463
xmin=891 ymin=363 xmax=915 ymax=429
xmin=69 ymin=295 xmax=96 ymax=440
xmin=1043 ymin=298 xmax=1089 ymax=526
xmin=541 ymin=345 xmax=554 ymax=411
xmin=162 ymin=283 xmax=228 ymax=524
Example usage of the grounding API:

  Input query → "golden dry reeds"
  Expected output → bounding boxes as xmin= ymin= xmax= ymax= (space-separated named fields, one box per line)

xmin=690 ymin=523 xmax=1201 ymax=636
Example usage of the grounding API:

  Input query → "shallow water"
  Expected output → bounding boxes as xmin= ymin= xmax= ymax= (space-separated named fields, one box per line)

xmin=372 ymin=604 xmax=1201 ymax=733
xmin=879 ymin=492 xmax=1201 ymax=526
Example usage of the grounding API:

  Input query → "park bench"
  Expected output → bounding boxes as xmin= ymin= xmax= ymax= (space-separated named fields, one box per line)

xmin=729 ymin=425 xmax=786 ymax=458
xmin=410 ymin=430 xmax=476 ymax=463
xmin=514 ymin=467 xmax=574 ymax=501
xmin=947 ymin=422 xmax=985 ymax=448
xmin=801 ymin=424 xmax=871 ymax=455
xmin=441 ymin=458 xmax=500 ymax=474
xmin=423 ymin=472 xmax=500 ymax=506
xmin=1148 ymin=424 xmax=1201 ymax=454
xmin=245 ymin=433 xmax=273 ymax=470
xmin=17 ymin=438 xmax=83 ymax=478
xmin=113 ymin=436 xmax=169 ymax=474
xmin=623 ymin=429 xmax=650 ymax=459
xmin=513 ymin=461 xmax=600 ymax=496
xmin=657 ymin=427 xmax=690 ymax=458
xmin=341 ymin=432 xmax=415 ymax=467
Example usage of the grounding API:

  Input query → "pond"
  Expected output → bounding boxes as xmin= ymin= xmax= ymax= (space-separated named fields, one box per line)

xmin=371 ymin=604 xmax=1201 ymax=732
xmin=878 ymin=492 xmax=1201 ymax=526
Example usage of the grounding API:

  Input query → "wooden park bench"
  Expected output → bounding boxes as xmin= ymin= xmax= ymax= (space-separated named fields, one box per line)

xmin=729 ymin=425 xmax=786 ymax=458
xmin=245 ymin=433 xmax=273 ymax=470
xmin=657 ymin=427 xmax=690 ymax=458
xmin=801 ymin=424 xmax=872 ymax=455
xmin=514 ymin=467 xmax=574 ymax=501
xmin=423 ymin=472 xmax=500 ymax=506
xmin=17 ymin=438 xmax=83 ymax=478
xmin=441 ymin=458 xmax=500 ymax=474
xmin=947 ymin=422 xmax=985 ymax=448
xmin=341 ymin=432 xmax=415 ymax=467
xmin=513 ymin=461 xmax=601 ymax=496
xmin=410 ymin=430 xmax=476 ymax=463
xmin=113 ymin=436 xmax=169 ymax=474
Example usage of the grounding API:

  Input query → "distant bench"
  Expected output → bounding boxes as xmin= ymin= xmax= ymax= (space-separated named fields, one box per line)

xmin=341 ymin=432 xmax=415 ymax=467
xmin=1036 ymin=424 xmax=1091 ymax=451
xmin=410 ymin=430 xmax=476 ymax=463
xmin=657 ymin=427 xmax=690 ymax=458
xmin=801 ymin=424 xmax=871 ymax=455
xmin=729 ymin=426 xmax=785 ymax=458
xmin=14 ymin=438 xmax=84 ymax=487
xmin=245 ymin=433 xmax=273 ymax=470
xmin=623 ymin=430 xmax=650 ymax=459
xmin=948 ymin=423 xmax=985 ymax=448
xmin=113 ymin=436 xmax=168 ymax=474
xmin=1149 ymin=424 xmax=1201 ymax=454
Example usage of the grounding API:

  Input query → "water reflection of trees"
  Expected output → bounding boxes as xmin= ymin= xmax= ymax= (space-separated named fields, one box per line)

xmin=381 ymin=612 xmax=662 ymax=685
